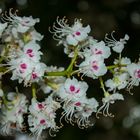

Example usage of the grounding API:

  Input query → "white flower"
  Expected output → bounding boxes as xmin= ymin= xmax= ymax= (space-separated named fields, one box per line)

xmin=96 ymin=93 xmax=124 ymax=118
xmin=10 ymin=57 xmax=35 ymax=84
xmin=114 ymin=57 xmax=131 ymax=71
xmin=74 ymin=97 xmax=98 ymax=128
xmin=30 ymin=62 xmax=47 ymax=82
xmin=44 ymin=95 xmax=61 ymax=117
xmin=29 ymin=98 xmax=46 ymax=114
xmin=126 ymin=63 xmax=140 ymax=92
xmin=50 ymin=17 xmax=90 ymax=46
xmin=79 ymin=56 xmax=107 ymax=79
xmin=14 ymin=16 xmax=39 ymax=33
xmin=28 ymin=97 xmax=59 ymax=139
xmin=57 ymin=77 xmax=88 ymax=101
xmin=28 ymin=112 xmax=50 ymax=139
xmin=114 ymin=57 xmax=131 ymax=65
xmin=0 ymin=93 xmax=28 ymax=135
xmin=9 ymin=56 xmax=46 ymax=85
xmin=23 ymin=41 xmax=42 ymax=62
xmin=105 ymin=32 xmax=129 ymax=53
xmin=60 ymin=96 xmax=98 ymax=128
xmin=105 ymin=73 xmax=129 ymax=91
xmin=2 ymin=9 xmax=39 ymax=33
xmin=66 ymin=20 xmax=91 ymax=46
xmin=103 ymin=93 xmax=124 ymax=103
xmin=29 ymin=96 xmax=60 ymax=116
xmin=84 ymin=41 xmax=111 ymax=59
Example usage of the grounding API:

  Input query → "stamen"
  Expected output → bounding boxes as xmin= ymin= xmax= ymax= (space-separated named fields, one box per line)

xmin=96 ymin=103 xmax=106 ymax=119
xmin=111 ymin=31 xmax=117 ymax=41
xmin=49 ymin=128 xmax=57 ymax=137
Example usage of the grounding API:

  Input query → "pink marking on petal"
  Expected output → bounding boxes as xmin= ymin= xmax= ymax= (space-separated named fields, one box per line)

xmin=138 ymin=70 xmax=140 ymax=78
xmin=26 ymin=49 xmax=34 ymax=57
xmin=91 ymin=61 xmax=99 ymax=71
xmin=26 ymin=49 xmax=33 ymax=54
xmin=93 ymin=48 xmax=102 ymax=54
xmin=70 ymin=85 xmax=75 ymax=92
xmin=96 ymin=50 xmax=102 ymax=54
xmin=22 ymin=20 xmax=30 ymax=26
xmin=32 ymin=73 xmax=38 ymax=79
xmin=28 ymin=53 xmax=34 ymax=57
xmin=75 ymin=31 xmax=81 ymax=36
xmin=76 ymin=89 xmax=80 ymax=93
xmin=20 ymin=63 xmax=27 ymax=69
xmin=38 ymin=103 xmax=44 ymax=109
xmin=75 ymin=102 xmax=81 ymax=106
xmin=40 ymin=119 xmax=46 ymax=125
xmin=135 ymin=69 xmax=140 ymax=78
xmin=92 ymin=65 xmax=98 ymax=70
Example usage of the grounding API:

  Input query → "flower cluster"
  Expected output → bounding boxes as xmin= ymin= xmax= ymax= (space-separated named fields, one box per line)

xmin=28 ymin=96 xmax=60 ymax=139
xmin=57 ymin=77 xmax=98 ymax=128
xmin=0 ymin=9 xmax=46 ymax=86
xmin=0 ymin=9 xmax=139 ymax=139
xmin=0 ymin=92 xmax=28 ymax=135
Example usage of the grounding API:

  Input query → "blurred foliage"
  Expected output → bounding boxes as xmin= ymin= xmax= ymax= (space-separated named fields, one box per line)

xmin=0 ymin=0 xmax=140 ymax=140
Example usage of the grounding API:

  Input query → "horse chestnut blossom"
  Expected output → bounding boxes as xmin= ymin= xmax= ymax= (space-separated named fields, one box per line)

xmin=57 ymin=77 xmax=88 ymax=101
xmin=105 ymin=73 xmax=129 ymax=91
xmin=50 ymin=17 xmax=91 ymax=46
xmin=84 ymin=40 xmax=111 ymax=59
xmin=49 ymin=17 xmax=91 ymax=57
xmin=96 ymin=92 xmax=124 ymax=118
xmin=28 ymin=96 xmax=60 ymax=139
xmin=9 ymin=57 xmax=46 ymax=85
xmin=0 ymin=93 xmax=28 ymax=135
xmin=60 ymin=96 xmax=98 ymax=128
xmin=113 ymin=57 xmax=131 ymax=71
xmin=0 ymin=8 xmax=139 ymax=139
xmin=79 ymin=56 xmax=107 ymax=78
xmin=23 ymin=41 xmax=42 ymax=62
xmin=126 ymin=63 xmax=140 ymax=91
xmin=105 ymin=31 xmax=129 ymax=53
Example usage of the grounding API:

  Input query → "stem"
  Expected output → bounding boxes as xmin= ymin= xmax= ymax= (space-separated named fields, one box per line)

xmin=46 ymin=70 xmax=67 ymax=76
xmin=46 ymin=47 xmax=78 ymax=77
xmin=99 ymin=77 xmax=109 ymax=97
xmin=32 ymin=83 xmax=36 ymax=98
xmin=107 ymin=64 xmax=127 ymax=70
xmin=66 ymin=48 xmax=78 ymax=74
xmin=46 ymin=79 xmax=59 ymax=90
xmin=99 ymin=77 xmax=106 ymax=93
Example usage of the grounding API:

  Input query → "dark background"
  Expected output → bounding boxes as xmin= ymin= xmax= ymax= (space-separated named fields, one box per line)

xmin=1 ymin=0 xmax=140 ymax=140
